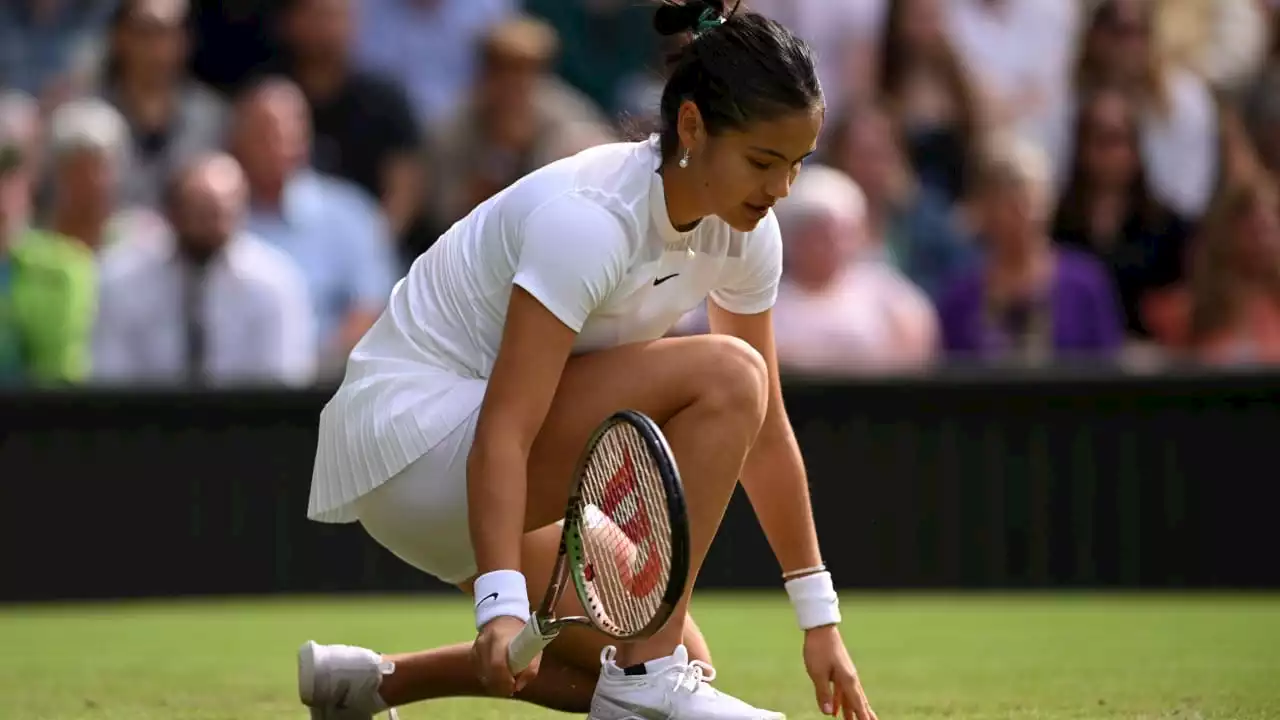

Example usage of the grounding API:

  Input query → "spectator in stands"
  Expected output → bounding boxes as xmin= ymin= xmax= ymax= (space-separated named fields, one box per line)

xmin=825 ymin=103 xmax=975 ymax=300
xmin=772 ymin=164 xmax=938 ymax=375
xmin=937 ymin=134 xmax=1124 ymax=364
xmin=427 ymin=14 xmax=615 ymax=227
xmin=1188 ymin=178 xmax=1280 ymax=364
xmin=0 ymin=0 xmax=113 ymax=105
xmin=0 ymin=93 xmax=97 ymax=385
xmin=1048 ymin=0 xmax=1221 ymax=219
xmin=353 ymin=0 xmax=514 ymax=125
xmin=277 ymin=0 xmax=423 ymax=245
xmin=43 ymin=98 xmax=130 ymax=253
xmin=944 ymin=0 xmax=1081 ymax=145
xmin=0 ymin=91 xmax=43 ymax=177
xmin=875 ymin=0 xmax=984 ymax=204
xmin=1051 ymin=87 xmax=1194 ymax=340
xmin=93 ymin=153 xmax=316 ymax=387
xmin=230 ymin=78 xmax=396 ymax=376
xmin=99 ymin=0 xmax=227 ymax=210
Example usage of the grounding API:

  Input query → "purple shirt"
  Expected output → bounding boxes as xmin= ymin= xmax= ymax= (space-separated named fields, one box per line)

xmin=937 ymin=247 xmax=1125 ymax=359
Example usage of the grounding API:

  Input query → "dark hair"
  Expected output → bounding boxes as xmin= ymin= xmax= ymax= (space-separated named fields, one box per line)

xmin=1190 ymin=177 xmax=1280 ymax=343
xmin=103 ymin=0 xmax=190 ymax=87
xmin=652 ymin=0 xmax=823 ymax=161
xmin=1076 ymin=0 xmax=1169 ymax=114
xmin=876 ymin=0 xmax=981 ymax=198
xmin=1051 ymin=86 xmax=1169 ymax=240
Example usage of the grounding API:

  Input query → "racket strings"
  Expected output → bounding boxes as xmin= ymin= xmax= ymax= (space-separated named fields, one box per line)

xmin=578 ymin=423 xmax=674 ymax=636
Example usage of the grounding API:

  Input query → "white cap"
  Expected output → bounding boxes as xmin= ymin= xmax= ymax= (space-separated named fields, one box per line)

xmin=48 ymin=98 xmax=131 ymax=165
xmin=773 ymin=163 xmax=866 ymax=234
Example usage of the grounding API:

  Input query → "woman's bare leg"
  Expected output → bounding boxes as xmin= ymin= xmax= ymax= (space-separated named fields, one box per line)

xmin=378 ymin=642 xmax=595 ymax=712
xmin=377 ymin=524 xmax=714 ymax=712
xmin=377 ymin=335 xmax=760 ymax=708
xmin=521 ymin=335 xmax=767 ymax=667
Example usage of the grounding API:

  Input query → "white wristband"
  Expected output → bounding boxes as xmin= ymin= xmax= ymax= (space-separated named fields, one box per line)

xmin=784 ymin=571 xmax=841 ymax=630
xmin=473 ymin=570 xmax=530 ymax=630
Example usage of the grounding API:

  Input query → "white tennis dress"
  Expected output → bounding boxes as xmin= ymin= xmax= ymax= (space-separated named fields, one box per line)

xmin=307 ymin=135 xmax=782 ymax=582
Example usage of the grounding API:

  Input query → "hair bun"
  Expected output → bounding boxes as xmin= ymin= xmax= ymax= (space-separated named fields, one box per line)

xmin=653 ymin=0 xmax=723 ymax=37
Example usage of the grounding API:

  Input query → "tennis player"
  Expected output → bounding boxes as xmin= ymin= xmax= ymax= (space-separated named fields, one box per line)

xmin=299 ymin=2 xmax=877 ymax=719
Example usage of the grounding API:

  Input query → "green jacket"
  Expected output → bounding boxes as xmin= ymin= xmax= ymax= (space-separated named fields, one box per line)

xmin=0 ymin=229 xmax=97 ymax=385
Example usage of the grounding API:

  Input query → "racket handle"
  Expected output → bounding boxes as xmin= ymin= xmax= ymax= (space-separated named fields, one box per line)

xmin=507 ymin=613 xmax=559 ymax=673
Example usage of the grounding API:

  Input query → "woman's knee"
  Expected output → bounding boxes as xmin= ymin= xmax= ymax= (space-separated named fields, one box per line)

xmin=686 ymin=335 xmax=769 ymax=430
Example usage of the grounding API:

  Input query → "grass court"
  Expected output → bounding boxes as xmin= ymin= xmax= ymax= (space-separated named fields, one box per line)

xmin=3 ymin=593 xmax=1277 ymax=719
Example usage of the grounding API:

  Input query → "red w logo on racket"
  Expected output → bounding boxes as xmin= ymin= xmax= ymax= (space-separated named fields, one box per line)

xmin=600 ymin=449 xmax=662 ymax=597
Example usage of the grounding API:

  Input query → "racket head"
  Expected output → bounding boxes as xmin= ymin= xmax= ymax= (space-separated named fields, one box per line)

xmin=562 ymin=410 xmax=690 ymax=641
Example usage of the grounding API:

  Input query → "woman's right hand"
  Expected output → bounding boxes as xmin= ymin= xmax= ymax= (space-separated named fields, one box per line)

xmin=473 ymin=615 xmax=541 ymax=697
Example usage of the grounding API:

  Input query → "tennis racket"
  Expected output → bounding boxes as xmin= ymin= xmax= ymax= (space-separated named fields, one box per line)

xmin=507 ymin=409 xmax=691 ymax=672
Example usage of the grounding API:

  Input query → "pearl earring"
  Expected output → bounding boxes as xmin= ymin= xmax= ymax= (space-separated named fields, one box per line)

xmin=678 ymin=148 xmax=690 ymax=169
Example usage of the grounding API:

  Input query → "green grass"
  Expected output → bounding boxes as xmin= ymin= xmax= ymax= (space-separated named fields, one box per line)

xmin=1 ymin=593 xmax=1278 ymax=719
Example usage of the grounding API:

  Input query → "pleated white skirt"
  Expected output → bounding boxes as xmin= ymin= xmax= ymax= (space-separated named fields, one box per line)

xmin=307 ymin=314 xmax=487 ymax=525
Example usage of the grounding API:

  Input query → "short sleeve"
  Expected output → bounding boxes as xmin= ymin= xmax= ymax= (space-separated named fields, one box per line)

xmin=512 ymin=195 xmax=632 ymax=332
xmin=710 ymin=211 xmax=783 ymax=315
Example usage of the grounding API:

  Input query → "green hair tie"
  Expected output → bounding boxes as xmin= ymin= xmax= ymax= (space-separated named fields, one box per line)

xmin=693 ymin=7 xmax=725 ymax=36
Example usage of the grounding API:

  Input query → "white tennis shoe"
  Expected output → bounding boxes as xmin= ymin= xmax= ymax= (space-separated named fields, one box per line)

xmin=589 ymin=644 xmax=785 ymax=720
xmin=297 ymin=640 xmax=399 ymax=720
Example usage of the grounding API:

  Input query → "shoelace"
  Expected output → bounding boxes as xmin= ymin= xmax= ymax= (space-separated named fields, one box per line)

xmin=671 ymin=659 xmax=717 ymax=693
xmin=598 ymin=645 xmax=718 ymax=695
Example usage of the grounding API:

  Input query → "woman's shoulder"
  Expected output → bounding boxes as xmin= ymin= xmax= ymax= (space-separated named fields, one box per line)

xmin=500 ymin=138 xmax=659 ymax=223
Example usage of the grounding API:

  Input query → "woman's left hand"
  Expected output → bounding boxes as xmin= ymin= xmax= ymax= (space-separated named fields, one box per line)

xmin=802 ymin=625 xmax=878 ymax=720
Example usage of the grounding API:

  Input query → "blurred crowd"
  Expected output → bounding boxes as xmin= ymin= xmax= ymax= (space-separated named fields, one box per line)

xmin=3 ymin=0 xmax=1280 ymax=389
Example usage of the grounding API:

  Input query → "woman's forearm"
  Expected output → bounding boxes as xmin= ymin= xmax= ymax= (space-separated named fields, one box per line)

xmin=740 ymin=411 xmax=823 ymax=573
xmin=467 ymin=437 xmax=529 ymax=574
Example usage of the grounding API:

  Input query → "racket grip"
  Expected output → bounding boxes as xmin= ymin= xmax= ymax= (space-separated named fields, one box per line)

xmin=507 ymin=613 xmax=559 ymax=673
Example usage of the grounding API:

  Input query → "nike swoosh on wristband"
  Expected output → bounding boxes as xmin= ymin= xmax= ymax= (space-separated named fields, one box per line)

xmin=476 ymin=592 xmax=499 ymax=608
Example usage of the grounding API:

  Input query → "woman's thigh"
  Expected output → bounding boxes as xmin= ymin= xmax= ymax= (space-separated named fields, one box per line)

xmin=522 ymin=333 xmax=765 ymax=530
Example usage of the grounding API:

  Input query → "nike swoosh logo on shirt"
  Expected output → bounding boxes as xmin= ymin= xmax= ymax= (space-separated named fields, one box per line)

xmin=653 ymin=273 xmax=679 ymax=286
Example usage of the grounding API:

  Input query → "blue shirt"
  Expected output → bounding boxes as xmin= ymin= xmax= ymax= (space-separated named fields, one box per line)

xmin=884 ymin=187 xmax=978 ymax=301
xmin=245 ymin=170 xmax=397 ymax=350
xmin=0 ymin=1 xmax=113 ymax=97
